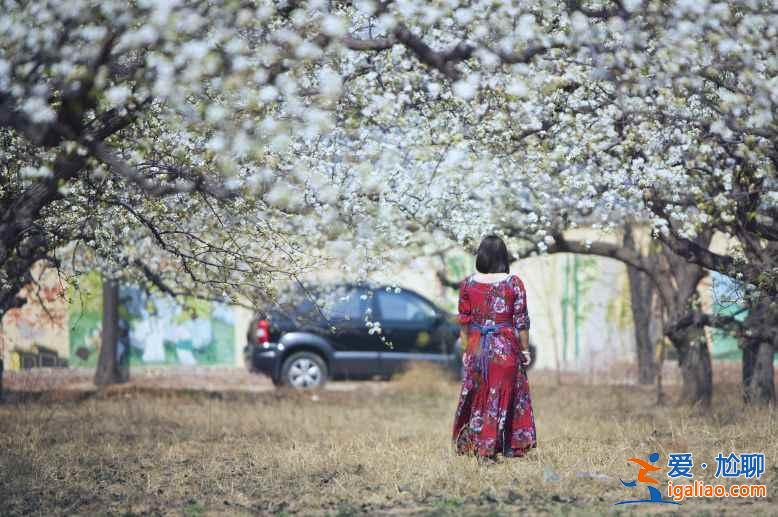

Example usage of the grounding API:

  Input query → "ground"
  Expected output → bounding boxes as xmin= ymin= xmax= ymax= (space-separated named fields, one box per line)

xmin=0 ymin=364 xmax=776 ymax=516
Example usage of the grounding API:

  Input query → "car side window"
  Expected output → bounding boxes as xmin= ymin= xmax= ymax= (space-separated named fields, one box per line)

xmin=377 ymin=290 xmax=437 ymax=322
xmin=323 ymin=287 xmax=368 ymax=322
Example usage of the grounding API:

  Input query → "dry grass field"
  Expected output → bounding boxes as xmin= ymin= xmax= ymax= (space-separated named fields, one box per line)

xmin=1 ymin=364 xmax=776 ymax=516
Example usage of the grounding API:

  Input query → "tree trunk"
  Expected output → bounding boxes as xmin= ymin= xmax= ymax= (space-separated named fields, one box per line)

xmin=675 ymin=334 xmax=713 ymax=407
xmin=746 ymin=340 xmax=775 ymax=406
xmin=655 ymin=338 xmax=666 ymax=406
xmin=742 ymin=340 xmax=757 ymax=403
xmin=94 ymin=278 xmax=128 ymax=386
xmin=742 ymin=300 xmax=775 ymax=405
xmin=0 ymin=357 xmax=4 ymax=402
xmin=623 ymin=224 xmax=656 ymax=384
xmin=628 ymin=267 xmax=656 ymax=384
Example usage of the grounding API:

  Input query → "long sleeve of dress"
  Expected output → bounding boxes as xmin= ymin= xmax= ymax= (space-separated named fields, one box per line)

xmin=511 ymin=275 xmax=530 ymax=331
xmin=458 ymin=279 xmax=472 ymax=326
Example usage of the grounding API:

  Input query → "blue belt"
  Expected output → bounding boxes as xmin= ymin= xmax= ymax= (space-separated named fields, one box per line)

xmin=468 ymin=322 xmax=511 ymax=383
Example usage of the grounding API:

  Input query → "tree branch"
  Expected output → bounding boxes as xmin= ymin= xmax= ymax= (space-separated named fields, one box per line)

xmin=547 ymin=233 xmax=652 ymax=274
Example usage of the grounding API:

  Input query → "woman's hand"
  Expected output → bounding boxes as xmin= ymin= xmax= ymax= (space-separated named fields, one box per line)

xmin=517 ymin=329 xmax=530 ymax=365
xmin=459 ymin=328 xmax=469 ymax=350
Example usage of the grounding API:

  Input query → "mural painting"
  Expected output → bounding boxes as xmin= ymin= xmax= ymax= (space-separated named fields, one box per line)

xmin=0 ymin=268 xmax=69 ymax=370
xmin=68 ymin=273 xmax=236 ymax=367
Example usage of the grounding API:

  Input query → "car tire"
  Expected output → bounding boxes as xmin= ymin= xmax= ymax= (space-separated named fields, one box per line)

xmin=281 ymin=351 xmax=328 ymax=389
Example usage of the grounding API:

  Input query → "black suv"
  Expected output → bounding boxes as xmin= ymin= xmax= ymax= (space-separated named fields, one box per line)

xmin=244 ymin=283 xmax=537 ymax=388
xmin=244 ymin=284 xmax=464 ymax=388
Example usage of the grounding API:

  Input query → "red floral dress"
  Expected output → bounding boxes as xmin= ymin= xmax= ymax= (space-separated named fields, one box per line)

xmin=452 ymin=274 xmax=537 ymax=458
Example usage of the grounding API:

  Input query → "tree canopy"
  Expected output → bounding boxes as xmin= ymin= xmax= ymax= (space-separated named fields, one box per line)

xmin=2 ymin=0 xmax=777 ymax=314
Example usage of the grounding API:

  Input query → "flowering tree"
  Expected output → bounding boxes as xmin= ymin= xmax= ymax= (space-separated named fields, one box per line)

xmin=1 ymin=0 xmax=334 ymax=316
xmin=0 ymin=0 xmax=354 ymax=385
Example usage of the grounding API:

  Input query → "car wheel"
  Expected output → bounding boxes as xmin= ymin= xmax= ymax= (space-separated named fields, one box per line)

xmin=281 ymin=352 xmax=327 ymax=389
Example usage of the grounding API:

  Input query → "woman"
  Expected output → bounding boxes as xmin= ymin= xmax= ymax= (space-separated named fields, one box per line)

xmin=452 ymin=234 xmax=537 ymax=459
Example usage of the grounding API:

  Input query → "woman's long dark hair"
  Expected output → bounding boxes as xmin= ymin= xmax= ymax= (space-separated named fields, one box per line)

xmin=475 ymin=234 xmax=510 ymax=274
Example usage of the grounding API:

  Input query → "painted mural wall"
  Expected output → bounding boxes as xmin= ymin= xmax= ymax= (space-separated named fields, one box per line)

xmin=68 ymin=273 xmax=237 ymax=368
xmin=1 ymin=269 xmax=247 ymax=371
xmin=0 ymin=267 xmax=70 ymax=370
